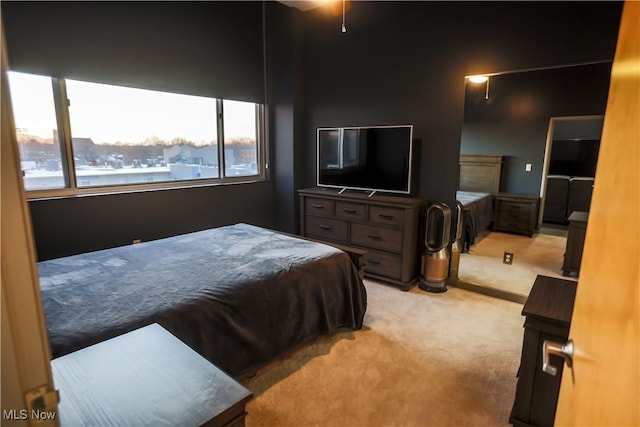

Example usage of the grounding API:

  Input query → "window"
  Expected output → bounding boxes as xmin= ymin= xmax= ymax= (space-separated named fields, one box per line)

xmin=223 ymin=99 xmax=259 ymax=177
xmin=7 ymin=72 xmax=65 ymax=190
xmin=7 ymin=71 xmax=265 ymax=196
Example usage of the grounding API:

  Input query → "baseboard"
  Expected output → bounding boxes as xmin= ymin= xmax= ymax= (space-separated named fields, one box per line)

xmin=448 ymin=279 xmax=527 ymax=304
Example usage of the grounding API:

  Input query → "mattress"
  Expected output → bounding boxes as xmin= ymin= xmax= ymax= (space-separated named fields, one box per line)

xmin=38 ymin=223 xmax=367 ymax=376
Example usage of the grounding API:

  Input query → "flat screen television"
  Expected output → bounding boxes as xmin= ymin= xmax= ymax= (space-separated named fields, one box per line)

xmin=317 ymin=125 xmax=414 ymax=195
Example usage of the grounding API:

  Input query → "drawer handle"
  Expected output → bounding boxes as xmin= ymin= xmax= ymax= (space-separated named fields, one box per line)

xmin=343 ymin=208 xmax=356 ymax=213
xmin=311 ymin=204 xmax=324 ymax=209
xmin=319 ymin=225 xmax=332 ymax=230
xmin=378 ymin=214 xmax=394 ymax=219
xmin=368 ymin=259 xmax=381 ymax=265
xmin=508 ymin=204 xmax=522 ymax=209
xmin=368 ymin=235 xmax=382 ymax=240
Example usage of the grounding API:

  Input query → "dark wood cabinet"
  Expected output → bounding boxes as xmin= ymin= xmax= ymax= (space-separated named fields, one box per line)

xmin=562 ymin=211 xmax=588 ymax=277
xmin=510 ymin=275 xmax=577 ymax=427
xmin=494 ymin=193 xmax=540 ymax=237
xmin=299 ymin=187 xmax=427 ymax=290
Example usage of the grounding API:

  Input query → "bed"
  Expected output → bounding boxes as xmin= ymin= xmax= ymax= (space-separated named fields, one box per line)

xmin=38 ymin=223 xmax=367 ymax=377
xmin=457 ymin=190 xmax=494 ymax=241
xmin=457 ymin=155 xmax=503 ymax=249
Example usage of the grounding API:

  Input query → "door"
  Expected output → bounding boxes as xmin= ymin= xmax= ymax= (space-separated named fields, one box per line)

xmin=555 ymin=2 xmax=639 ymax=425
xmin=1 ymin=14 xmax=59 ymax=427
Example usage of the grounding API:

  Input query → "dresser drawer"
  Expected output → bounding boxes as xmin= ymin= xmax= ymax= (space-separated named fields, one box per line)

xmin=497 ymin=210 xmax=530 ymax=224
xmin=351 ymin=223 xmax=403 ymax=253
xmin=363 ymin=249 xmax=403 ymax=280
xmin=335 ymin=201 xmax=366 ymax=221
xmin=305 ymin=198 xmax=334 ymax=216
xmin=305 ymin=216 xmax=348 ymax=243
xmin=493 ymin=194 xmax=539 ymax=237
xmin=497 ymin=200 xmax=533 ymax=214
xmin=368 ymin=206 xmax=404 ymax=227
xmin=495 ymin=218 xmax=531 ymax=233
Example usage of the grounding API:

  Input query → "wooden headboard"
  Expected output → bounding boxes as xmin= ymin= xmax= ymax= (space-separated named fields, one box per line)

xmin=458 ymin=155 xmax=503 ymax=193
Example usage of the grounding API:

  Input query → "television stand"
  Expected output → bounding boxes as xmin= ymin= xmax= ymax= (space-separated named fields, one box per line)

xmin=299 ymin=187 xmax=427 ymax=290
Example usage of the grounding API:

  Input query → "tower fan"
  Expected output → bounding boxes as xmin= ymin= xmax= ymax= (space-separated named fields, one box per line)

xmin=419 ymin=202 xmax=452 ymax=293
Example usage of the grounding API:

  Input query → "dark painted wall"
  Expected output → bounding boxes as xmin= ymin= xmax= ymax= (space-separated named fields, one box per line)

xmin=29 ymin=182 xmax=275 ymax=260
xmin=2 ymin=1 xmax=265 ymax=101
xmin=3 ymin=1 xmax=276 ymax=260
xmin=300 ymin=1 xmax=622 ymax=208
xmin=461 ymin=62 xmax=611 ymax=194
xmin=549 ymin=139 xmax=600 ymax=177
xmin=267 ymin=3 xmax=307 ymax=234
xmin=553 ymin=118 xmax=603 ymax=140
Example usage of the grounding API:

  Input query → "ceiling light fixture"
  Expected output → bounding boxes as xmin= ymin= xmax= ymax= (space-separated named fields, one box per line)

xmin=467 ymin=75 xmax=490 ymax=100
xmin=467 ymin=75 xmax=488 ymax=83
xmin=342 ymin=0 xmax=347 ymax=33
xmin=341 ymin=0 xmax=347 ymax=33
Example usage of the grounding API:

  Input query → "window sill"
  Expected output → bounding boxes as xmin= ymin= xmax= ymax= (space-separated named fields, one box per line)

xmin=25 ymin=176 xmax=268 ymax=201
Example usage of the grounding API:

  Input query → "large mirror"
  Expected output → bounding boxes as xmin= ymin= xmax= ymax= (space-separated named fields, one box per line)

xmin=455 ymin=61 xmax=612 ymax=302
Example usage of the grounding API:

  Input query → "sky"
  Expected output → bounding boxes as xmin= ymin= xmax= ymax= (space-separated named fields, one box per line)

xmin=8 ymin=71 xmax=256 ymax=145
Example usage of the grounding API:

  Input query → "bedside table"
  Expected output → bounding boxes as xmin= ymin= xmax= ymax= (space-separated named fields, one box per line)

xmin=510 ymin=275 xmax=577 ymax=427
xmin=493 ymin=193 xmax=540 ymax=237
xmin=562 ymin=211 xmax=588 ymax=277
xmin=52 ymin=324 xmax=253 ymax=427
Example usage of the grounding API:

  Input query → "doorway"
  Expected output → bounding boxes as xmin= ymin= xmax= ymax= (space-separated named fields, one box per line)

xmin=539 ymin=115 xmax=604 ymax=227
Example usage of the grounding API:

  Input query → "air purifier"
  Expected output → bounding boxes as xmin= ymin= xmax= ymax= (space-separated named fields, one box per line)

xmin=419 ymin=202 xmax=452 ymax=293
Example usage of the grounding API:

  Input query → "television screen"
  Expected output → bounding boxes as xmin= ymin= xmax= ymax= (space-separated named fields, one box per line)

xmin=317 ymin=125 xmax=413 ymax=195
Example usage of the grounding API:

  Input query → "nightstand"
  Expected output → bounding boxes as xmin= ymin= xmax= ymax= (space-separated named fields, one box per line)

xmin=52 ymin=324 xmax=253 ymax=427
xmin=562 ymin=211 xmax=588 ymax=277
xmin=510 ymin=275 xmax=577 ymax=427
xmin=493 ymin=193 xmax=540 ymax=237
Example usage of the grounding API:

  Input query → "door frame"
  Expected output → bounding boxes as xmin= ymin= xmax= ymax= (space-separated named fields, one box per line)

xmin=1 ymin=13 xmax=59 ymax=427
xmin=538 ymin=114 xmax=604 ymax=227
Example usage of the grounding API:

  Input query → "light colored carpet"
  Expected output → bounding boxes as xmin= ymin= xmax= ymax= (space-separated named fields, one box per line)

xmin=242 ymin=279 xmax=524 ymax=427
xmin=458 ymin=230 xmax=575 ymax=297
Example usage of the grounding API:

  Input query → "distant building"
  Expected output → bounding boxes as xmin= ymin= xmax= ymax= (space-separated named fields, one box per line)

xmin=163 ymin=145 xmax=218 ymax=166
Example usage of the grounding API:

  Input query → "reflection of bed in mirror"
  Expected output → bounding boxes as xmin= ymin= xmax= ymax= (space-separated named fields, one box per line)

xmin=457 ymin=155 xmax=502 ymax=250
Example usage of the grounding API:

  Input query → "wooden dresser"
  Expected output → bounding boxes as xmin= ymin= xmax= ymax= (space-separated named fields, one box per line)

xmin=510 ymin=275 xmax=577 ymax=427
xmin=493 ymin=193 xmax=540 ymax=237
xmin=298 ymin=187 xmax=427 ymax=290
